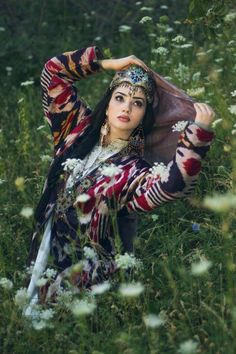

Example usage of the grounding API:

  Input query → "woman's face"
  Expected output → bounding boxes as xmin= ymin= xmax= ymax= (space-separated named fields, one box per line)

xmin=106 ymin=85 xmax=147 ymax=141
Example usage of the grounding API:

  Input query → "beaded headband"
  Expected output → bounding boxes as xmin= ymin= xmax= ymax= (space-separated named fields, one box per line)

xmin=110 ymin=66 xmax=154 ymax=103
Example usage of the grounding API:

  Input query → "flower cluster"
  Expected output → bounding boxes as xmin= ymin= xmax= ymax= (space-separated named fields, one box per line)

xmin=187 ymin=87 xmax=205 ymax=97
xmin=115 ymin=252 xmax=143 ymax=270
xmin=149 ymin=162 xmax=169 ymax=181
xmin=70 ymin=298 xmax=96 ymax=316
xmin=83 ymin=246 xmax=97 ymax=261
xmin=143 ymin=313 xmax=166 ymax=328
xmin=228 ymin=105 xmax=236 ymax=115
xmin=20 ymin=207 xmax=33 ymax=219
xmin=119 ymin=282 xmax=144 ymax=297
xmin=91 ymin=281 xmax=111 ymax=295
xmin=30 ymin=307 xmax=55 ymax=330
xmin=191 ymin=259 xmax=212 ymax=276
xmin=99 ymin=163 xmax=122 ymax=177
xmin=178 ymin=339 xmax=198 ymax=354
xmin=172 ymin=120 xmax=189 ymax=132
xmin=139 ymin=16 xmax=152 ymax=24
xmin=62 ymin=158 xmax=83 ymax=172
xmin=0 ymin=277 xmax=13 ymax=290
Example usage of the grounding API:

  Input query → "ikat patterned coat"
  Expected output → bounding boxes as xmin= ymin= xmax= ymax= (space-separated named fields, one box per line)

xmin=30 ymin=46 xmax=214 ymax=289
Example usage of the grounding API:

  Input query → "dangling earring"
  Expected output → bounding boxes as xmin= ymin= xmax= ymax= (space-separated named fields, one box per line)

xmin=127 ymin=124 xmax=145 ymax=156
xmin=100 ymin=117 xmax=110 ymax=147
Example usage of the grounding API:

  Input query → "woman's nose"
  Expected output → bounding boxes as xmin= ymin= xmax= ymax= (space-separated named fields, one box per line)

xmin=122 ymin=101 xmax=131 ymax=113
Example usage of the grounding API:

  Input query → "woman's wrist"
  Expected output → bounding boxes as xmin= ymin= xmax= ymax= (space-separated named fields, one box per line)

xmin=194 ymin=121 xmax=213 ymax=132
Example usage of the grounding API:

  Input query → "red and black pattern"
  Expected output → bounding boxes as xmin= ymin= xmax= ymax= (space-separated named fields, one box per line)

xmin=31 ymin=47 xmax=214 ymax=295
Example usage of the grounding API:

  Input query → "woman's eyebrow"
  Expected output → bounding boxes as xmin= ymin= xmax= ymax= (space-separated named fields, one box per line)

xmin=115 ymin=91 xmax=145 ymax=101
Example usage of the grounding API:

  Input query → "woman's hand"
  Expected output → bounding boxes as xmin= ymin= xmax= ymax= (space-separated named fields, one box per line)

xmin=194 ymin=102 xmax=215 ymax=129
xmin=98 ymin=55 xmax=149 ymax=72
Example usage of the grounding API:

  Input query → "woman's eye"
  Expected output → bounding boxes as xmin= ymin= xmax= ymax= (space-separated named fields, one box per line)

xmin=115 ymin=95 xmax=123 ymax=101
xmin=134 ymin=100 xmax=143 ymax=107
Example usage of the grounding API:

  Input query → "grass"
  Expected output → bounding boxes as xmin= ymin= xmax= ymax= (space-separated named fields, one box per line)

xmin=0 ymin=1 xmax=236 ymax=353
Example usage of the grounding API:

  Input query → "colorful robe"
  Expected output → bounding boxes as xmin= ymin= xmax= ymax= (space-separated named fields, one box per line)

xmin=29 ymin=46 xmax=214 ymax=294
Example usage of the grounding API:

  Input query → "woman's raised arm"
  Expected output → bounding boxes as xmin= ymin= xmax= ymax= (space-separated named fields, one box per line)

xmin=40 ymin=47 xmax=103 ymax=151
xmin=120 ymin=118 xmax=214 ymax=213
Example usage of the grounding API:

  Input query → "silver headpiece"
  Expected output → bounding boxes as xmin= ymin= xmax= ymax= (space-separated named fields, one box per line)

xmin=110 ymin=66 xmax=154 ymax=103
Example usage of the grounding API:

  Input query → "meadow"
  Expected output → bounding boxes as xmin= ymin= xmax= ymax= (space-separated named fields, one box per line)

xmin=0 ymin=1 xmax=236 ymax=353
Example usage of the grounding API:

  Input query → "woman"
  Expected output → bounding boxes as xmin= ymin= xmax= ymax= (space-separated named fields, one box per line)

xmin=26 ymin=46 xmax=215 ymax=306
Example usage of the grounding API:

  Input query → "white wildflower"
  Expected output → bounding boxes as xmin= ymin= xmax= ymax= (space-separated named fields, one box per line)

xmin=20 ymin=207 xmax=33 ymax=219
xmin=115 ymin=252 xmax=143 ymax=270
xmin=180 ymin=43 xmax=193 ymax=49
xmin=228 ymin=105 xmax=236 ymax=115
xmin=20 ymin=80 xmax=34 ymax=87
xmin=178 ymin=339 xmax=198 ymax=354
xmin=0 ymin=27 xmax=6 ymax=31
xmin=78 ymin=212 xmax=92 ymax=224
xmin=135 ymin=1 xmax=142 ymax=5
xmin=151 ymin=47 xmax=169 ymax=56
xmin=83 ymin=246 xmax=97 ymax=261
xmin=174 ymin=64 xmax=190 ymax=83
xmin=191 ymin=259 xmax=212 ymax=276
xmin=57 ymin=288 xmax=73 ymax=307
xmin=160 ymin=5 xmax=168 ymax=9
xmin=157 ymin=36 xmax=167 ymax=45
xmin=143 ymin=313 xmax=166 ymax=328
xmin=14 ymin=288 xmax=29 ymax=308
xmin=99 ymin=163 xmax=122 ymax=177
xmin=26 ymin=261 xmax=35 ymax=275
xmin=0 ymin=179 xmax=6 ymax=185
xmin=91 ymin=281 xmax=111 ymax=295
xmin=6 ymin=66 xmax=12 ymax=72
xmin=139 ymin=16 xmax=152 ymax=24
xmin=192 ymin=72 xmax=201 ymax=82
xmin=187 ymin=87 xmax=205 ymax=97
xmin=172 ymin=121 xmax=188 ymax=132
xmin=119 ymin=25 xmax=132 ymax=33
xmin=40 ymin=155 xmax=52 ymax=162
xmin=224 ymin=12 xmax=236 ymax=23
xmin=119 ymin=282 xmax=144 ymax=297
xmin=166 ymin=26 xmax=174 ymax=33
xmin=204 ymin=192 xmax=236 ymax=212
xmin=172 ymin=35 xmax=186 ymax=43
xmin=232 ymin=129 xmax=236 ymax=135
xmin=94 ymin=36 xmax=102 ymax=41
xmin=36 ymin=277 xmax=48 ymax=287
xmin=149 ymin=162 xmax=169 ymax=181
xmin=211 ymin=119 xmax=222 ymax=128
xmin=62 ymin=158 xmax=82 ymax=172
xmin=75 ymin=193 xmax=91 ymax=203
xmin=231 ymin=90 xmax=236 ymax=97
xmin=71 ymin=299 xmax=96 ymax=316
xmin=32 ymin=320 xmax=47 ymax=331
xmin=44 ymin=268 xmax=57 ymax=279
xmin=40 ymin=308 xmax=54 ymax=321
xmin=0 ymin=277 xmax=13 ymax=290
xmin=140 ymin=7 xmax=153 ymax=12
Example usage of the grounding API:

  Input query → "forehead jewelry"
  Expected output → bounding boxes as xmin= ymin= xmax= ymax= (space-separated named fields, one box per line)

xmin=110 ymin=66 xmax=154 ymax=103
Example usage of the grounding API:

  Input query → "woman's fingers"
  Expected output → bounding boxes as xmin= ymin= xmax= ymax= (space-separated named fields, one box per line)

xmin=194 ymin=102 xmax=215 ymax=127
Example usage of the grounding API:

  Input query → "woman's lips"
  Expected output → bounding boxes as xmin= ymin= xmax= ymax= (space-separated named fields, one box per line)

xmin=117 ymin=115 xmax=130 ymax=122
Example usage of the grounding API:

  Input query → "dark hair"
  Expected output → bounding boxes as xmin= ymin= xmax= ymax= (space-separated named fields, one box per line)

xmin=34 ymin=86 xmax=155 ymax=222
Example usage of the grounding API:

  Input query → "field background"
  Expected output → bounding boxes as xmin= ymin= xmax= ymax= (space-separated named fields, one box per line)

xmin=0 ymin=0 xmax=236 ymax=353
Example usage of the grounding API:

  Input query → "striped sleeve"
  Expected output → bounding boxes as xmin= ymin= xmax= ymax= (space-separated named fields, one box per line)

xmin=40 ymin=47 xmax=103 ymax=150
xmin=123 ymin=123 xmax=214 ymax=212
